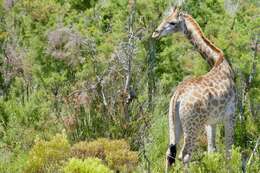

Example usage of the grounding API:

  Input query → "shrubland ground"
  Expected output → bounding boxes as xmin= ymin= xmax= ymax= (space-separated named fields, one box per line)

xmin=0 ymin=0 xmax=259 ymax=172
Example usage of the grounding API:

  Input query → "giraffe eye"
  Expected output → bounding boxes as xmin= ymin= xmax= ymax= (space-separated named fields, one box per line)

xmin=169 ymin=22 xmax=176 ymax=25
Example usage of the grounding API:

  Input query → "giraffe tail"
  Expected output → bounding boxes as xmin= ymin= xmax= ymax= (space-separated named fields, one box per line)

xmin=166 ymin=92 xmax=182 ymax=171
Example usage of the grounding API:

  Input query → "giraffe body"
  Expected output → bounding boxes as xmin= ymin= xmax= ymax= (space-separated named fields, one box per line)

xmin=152 ymin=7 xmax=236 ymax=171
xmin=172 ymin=61 xmax=236 ymax=160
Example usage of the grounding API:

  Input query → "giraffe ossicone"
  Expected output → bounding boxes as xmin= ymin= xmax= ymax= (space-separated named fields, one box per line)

xmin=153 ymin=7 xmax=236 ymax=172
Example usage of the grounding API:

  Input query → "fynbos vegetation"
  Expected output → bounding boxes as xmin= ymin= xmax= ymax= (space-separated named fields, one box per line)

xmin=0 ymin=0 xmax=259 ymax=173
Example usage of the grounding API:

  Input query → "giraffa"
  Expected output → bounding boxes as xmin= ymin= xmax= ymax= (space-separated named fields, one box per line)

xmin=152 ymin=7 xmax=236 ymax=171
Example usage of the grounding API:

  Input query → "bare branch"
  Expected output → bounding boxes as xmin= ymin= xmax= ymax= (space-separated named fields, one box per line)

xmin=237 ymin=35 xmax=258 ymax=121
xmin=247 ymin=137 xmax=260 ymax=166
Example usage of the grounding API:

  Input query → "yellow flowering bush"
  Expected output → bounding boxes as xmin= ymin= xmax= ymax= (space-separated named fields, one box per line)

xmin=64 ymin=158 xmax=113 ymax=173
xmin=23 ymin=134 xmax=70 ymax=173
xmin=71 ymin=138 xmax=138 ymax=172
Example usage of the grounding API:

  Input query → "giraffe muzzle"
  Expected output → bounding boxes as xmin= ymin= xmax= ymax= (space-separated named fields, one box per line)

xmin=152 ymin=30 xmax=160 ymax=38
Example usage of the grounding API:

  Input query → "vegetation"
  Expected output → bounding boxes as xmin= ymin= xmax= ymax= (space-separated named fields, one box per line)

xmin=64 ymin=158 xmax=113 ymax=173
xmin=0 ymin=0 xmax=259 ymax=173
xmin=71 ymin=138 xmax=138 ymax=172
xmin=20 ymin=134 xmax=138 ymax=172
xmin=24 ymin=134 xmax=70 ymax=173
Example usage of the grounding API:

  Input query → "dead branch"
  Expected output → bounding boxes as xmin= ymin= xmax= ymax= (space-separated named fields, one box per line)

xmin=247 ymin=137 xmax=260 ymax=166
xmin=237 ymin=35 xmax=258 ymax=121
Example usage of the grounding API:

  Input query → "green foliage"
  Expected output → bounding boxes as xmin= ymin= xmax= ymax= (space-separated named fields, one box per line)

xmin=0 ymin=151 xmax=27 ymax=173
xmin=3 ymin=134 xmax=136 ymax=173
xmin=144 ymin=96 xmax=169 ymax=172
xmin=189 ymin=147 xmax=242 ymax=173
xmin=64 ymin=158 xmax=113 ymax=173
xmin=68 ymin=0 xmax=98 ymax=11
xmin=24 ymin=133 xmax=70 ymax=173
xmin=106 ymin=149 xmax=138 ymax=173
xmin=18 ymin=0 xmax=62 ymax=23
xmin=247 ymin=152 xmax=260 ymax=173
xmin=71 ymin=138 xmax=138 ymax=172
xmin=0 ymin=0 xmax=259 ymax=173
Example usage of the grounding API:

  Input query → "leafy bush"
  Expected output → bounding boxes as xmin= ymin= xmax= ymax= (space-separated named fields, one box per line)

xmin=23 ymin=133 xmax=70 ymax=173
xmin=71 ymin=138 xmax=107 ymax=159
xmin=0 ymin=0 xmax=259 ymax=173
xmin=71 ymin=138 xmax=138 ymax=172
xmin=19 ymin=0 xmax=62 ymax=23
xmin=191 ymin=152 xmax=224 ymax=173
xmin=189 ymin=147 xmax=242 ymax=173
xmin=63 ymin=158 xmax=113 ymax=173
xmin=247 ymin=152 xmax=260 ymax=173
xmin=143 ymin=96 xmax=169 ymax=172
xmin=106 ymin=149 xmax=138 ymax=173
xmin=0 ymin=150 xmax=27 ymax=173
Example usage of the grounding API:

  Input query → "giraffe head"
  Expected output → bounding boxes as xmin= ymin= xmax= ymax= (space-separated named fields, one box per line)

xmin=152 ymin=7 xmax=184 ymax=39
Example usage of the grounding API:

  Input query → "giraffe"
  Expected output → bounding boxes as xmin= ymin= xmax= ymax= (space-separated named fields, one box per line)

xmin=152 ymin=7 xmax=236 ymax=172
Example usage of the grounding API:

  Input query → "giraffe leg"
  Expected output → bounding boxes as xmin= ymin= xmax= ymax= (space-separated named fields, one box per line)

xmin=179 ymin=122 xmax=199 ymax=167
xmin=205 ymin=124 xmax=216 ymax=152
xmin=181 ymin=134 xmax=193 ymax=165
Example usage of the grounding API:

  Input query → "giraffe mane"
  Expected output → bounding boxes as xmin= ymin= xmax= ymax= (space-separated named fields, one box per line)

xmin=183 ymin=14 xmax=224 ymax=66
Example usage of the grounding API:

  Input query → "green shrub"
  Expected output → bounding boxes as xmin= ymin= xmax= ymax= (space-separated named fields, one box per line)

xmin=0 ymin=150 xmax=27 ymax=173
xmin=71 ymin=138 xmax=107 ymax=160
xmin=64 ymin=158 xmax=113 ymax=173
xmin=230 ymin=147 xmax=242 ymax=172
xmin=189 ymin=147 xmax=242 ymax=173
xmin=19 ymin=0 xmax=62 ymax=23
xmin=106 ymin=149 xmax=138 ymax=173
xmin=198 ymin=152 xmax=224 ymax=172
xmin=23 ymin=133 xmax=70 ymax=173
xmin=71 ymin=138 xmax=138 ymax=172
xmin=247 ymin=153 xmax=260 ymax=173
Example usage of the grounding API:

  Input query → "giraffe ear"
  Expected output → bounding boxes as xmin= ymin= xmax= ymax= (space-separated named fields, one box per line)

xmin=177 ymin=11 xmax=185 ymax=20
xmin=171 ymin=6 xmax=177 ymax=13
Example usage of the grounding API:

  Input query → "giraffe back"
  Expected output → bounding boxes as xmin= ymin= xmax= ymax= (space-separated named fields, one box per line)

xmin=174 ymin=60 xmax=236 ymax=125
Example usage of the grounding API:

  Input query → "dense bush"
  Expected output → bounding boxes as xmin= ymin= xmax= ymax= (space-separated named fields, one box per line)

xmin=64 ymin=158 xmax=113 ymax=173
xmin=0 ymin=0 xmax=259 ymax=173
xmin=71 ymin=138 xmax=138 ymax=172
xmin=189 ymin=147 xmax=242 ymax=173
xmin=22 ymin=136 xmax=137 ymax=173
xmin=106 ymin=149 xmax=138 ymax=173
xmin=23 ymin=134 xmax=70 ymax=173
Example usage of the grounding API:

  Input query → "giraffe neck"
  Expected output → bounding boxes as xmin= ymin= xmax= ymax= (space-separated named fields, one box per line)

xmin=181 ymin=15 xmax=224 ymax=67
